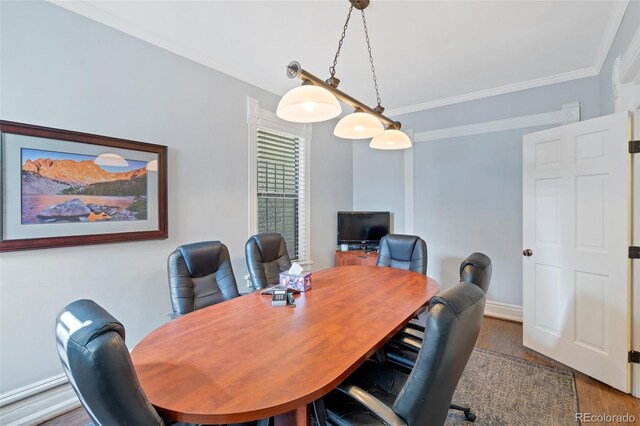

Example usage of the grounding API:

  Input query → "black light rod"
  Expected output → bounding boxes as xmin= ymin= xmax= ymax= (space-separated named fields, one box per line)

xmin=286 ymin=61 xmax=401 ymax=130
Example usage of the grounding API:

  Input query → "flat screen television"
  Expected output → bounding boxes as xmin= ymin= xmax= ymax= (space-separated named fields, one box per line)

xmin=337 ymin=211 xmax=390 ymax=247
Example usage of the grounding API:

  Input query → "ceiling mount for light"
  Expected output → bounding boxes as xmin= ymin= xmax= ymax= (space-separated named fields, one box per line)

xmin=276 ymin=0 xmax=412 ymax=150
xmin=349 ymin=0 xmax=370 ymax=10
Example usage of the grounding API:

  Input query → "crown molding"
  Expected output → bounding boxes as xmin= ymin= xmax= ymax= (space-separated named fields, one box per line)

xmin=413 ymin=102 xmax=580 ymax=143
xmin=387 ymin=0 xmax=629 ymax=117
xmin=48 ymin=0 xmax=629 ymax=117
xmin=386 ymin=68 xmax=595 ymax=117
xmin=47 ymin=0 xmax=282 ymax=96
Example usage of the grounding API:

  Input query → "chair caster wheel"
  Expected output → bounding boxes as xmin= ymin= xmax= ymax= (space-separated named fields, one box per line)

xmin=464 ymin=411 xmax=476 ymax=422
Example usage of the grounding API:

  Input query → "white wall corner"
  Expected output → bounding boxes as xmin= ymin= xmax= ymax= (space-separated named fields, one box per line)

xmin=0 ymin=375 xmax=79 ymax=426
xmin=594 ymin=0 xmax=630 ymax=73
xmin=484 ymin=300 xmax=523 ymax=323
xmin=619 ymin=27 xmax=640 ymax=85
xmin=614 ymin=27 xmax=640 ymax=114
xmin=613 ymin=57 xmax=622 ymax=104
xmin=614 ymin=60 xmax=639 ymax=114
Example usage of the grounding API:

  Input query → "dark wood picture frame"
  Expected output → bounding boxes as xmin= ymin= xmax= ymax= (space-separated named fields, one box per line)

xmin=0 ymin=121 xmax=168 ymax=252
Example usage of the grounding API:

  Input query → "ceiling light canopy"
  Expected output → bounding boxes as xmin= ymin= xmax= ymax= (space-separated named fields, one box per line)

xmin=276 ymin=0 xmax=411 ymax=150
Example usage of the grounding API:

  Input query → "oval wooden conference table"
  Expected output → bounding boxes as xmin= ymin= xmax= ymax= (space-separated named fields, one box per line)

xmin=131 ymin=265 xmax=440 ymax=425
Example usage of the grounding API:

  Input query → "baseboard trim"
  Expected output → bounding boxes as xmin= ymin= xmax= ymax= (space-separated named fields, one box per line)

xmin=0 ymin=375 xmax=80 ymax=426
xmin=485 ymin=300 xmax=523 ymax=323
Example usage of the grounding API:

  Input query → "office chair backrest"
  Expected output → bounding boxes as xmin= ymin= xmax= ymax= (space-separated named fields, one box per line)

xmin=55 ymin=299 xmax=164 ymax=425
xmin=376 ymin=234 xmax=427 ymax=275
xmin=168 ymin=241 xmax=240 ymax=317
xmin=392 ymin=283 xmax=485 ymax=426
xmin=460 ymin=252 xmax=492 ymax=293
xmin=245 ymin=233 xmax=292 ymax=290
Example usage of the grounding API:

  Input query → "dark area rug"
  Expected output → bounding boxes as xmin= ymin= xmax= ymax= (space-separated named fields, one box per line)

xmin=446 ymin=348 xmax=578 ymax=425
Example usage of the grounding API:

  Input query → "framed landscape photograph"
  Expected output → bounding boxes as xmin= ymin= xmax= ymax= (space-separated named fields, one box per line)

xmin=0 ymin=121 xmax=168 ymax=252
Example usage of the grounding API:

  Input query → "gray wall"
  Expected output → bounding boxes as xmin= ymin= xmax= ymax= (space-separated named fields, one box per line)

xmin=353 ymin=141 xmax=406 ymax=233
xmin=353 ymin=76 xmax=601 ymax=306
xmin=310 ymin=121 xmax=354 ymax=269
xmin=599 ymin=0 xmax=640 ymax=115
xmin=0 ymin=1 xmax=352 ymax=394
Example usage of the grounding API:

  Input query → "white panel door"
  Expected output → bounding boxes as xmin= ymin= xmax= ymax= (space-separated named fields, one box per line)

xmin=523 ymin=112 xmax=631 ymax=392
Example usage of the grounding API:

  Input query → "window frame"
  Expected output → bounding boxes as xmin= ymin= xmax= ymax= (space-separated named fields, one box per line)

xmin=247 ymin=97 xmax=312 ymax=268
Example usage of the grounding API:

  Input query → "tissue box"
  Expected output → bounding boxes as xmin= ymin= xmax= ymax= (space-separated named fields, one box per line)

xmin=279 ymin=272 xmax=312 ymax=292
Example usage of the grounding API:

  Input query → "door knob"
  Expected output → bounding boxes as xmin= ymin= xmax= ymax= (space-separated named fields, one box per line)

xmin=523 ymin=249 xmax=533 ymax=257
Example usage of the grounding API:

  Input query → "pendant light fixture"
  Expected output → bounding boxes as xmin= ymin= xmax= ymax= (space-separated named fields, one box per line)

xmin=334 ymin=109 xmax=384 ymax=139
xmin=370 ymin=129 xmax=412 ymax=150
xmin=276 ymin=0 xmax=412 ymax=150
xmin=276 ymin=82 xmax=342 ymax=123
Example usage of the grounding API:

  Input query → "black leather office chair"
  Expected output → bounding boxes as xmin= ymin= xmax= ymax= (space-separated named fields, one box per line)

xmin=168 ymin=241 xmax=240 ymax=318
xmin=56 ymin=299 xmax=165 ymax=425
xmin=376 ymin=234 xmax=427 ymax=275
xmin=397 ymin=252 xmax=492 ymax=342
xmin=460 ymin=252 xmax=492 ymax=293
xmin=385 ymin=252 xmax=493 ymax=422
xmin=245 ymin=233 xmax=292 ymax=290
xmin=56 ymin=299 xmax=261 ymax=426
xmin=376 ymin=234 xmax=428 ymax=333
xmin=318 ymin=282 xmax=486 ymax=426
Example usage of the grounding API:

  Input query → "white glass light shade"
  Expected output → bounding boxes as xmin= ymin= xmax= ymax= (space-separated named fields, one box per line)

xmin=333 ymin=112 xmax=384 ymax=139
xmin=276 ymin=85 xmax=341 ymax=123
xmin=369 ymin=129 xmax=412 ymax=150
xmin=94 ymin=153 xmax=129 ymax=167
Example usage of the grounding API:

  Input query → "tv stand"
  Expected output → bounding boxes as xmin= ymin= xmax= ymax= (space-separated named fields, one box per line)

xmin=335 ymin=249 xmax=378 ymax=267
xmin=348 ymin=243 xmax=379 ymax=252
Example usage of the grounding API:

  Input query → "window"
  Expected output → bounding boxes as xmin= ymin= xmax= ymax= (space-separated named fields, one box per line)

xmin=248 ymin=98 xmax=311 ymax=265
xmin=256 ymin=128 xmax=305 ymax=260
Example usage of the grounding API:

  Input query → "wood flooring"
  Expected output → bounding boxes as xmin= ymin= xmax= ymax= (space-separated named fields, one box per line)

xmin=39 ymin=317 xmax=640 ymax=425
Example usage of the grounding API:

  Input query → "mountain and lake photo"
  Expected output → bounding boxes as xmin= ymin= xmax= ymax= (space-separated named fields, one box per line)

xmin=21 ymin=148 xmax=149 ymax=224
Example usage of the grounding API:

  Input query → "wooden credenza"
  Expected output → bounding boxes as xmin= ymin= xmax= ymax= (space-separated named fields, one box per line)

xmin=335 ymin=250 xmax=378 ymax=266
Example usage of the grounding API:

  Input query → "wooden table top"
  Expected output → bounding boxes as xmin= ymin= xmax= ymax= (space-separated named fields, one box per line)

xmin=131 ymin=266 xmax=440 ymax=424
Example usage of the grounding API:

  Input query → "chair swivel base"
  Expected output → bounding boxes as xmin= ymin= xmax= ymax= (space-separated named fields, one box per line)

xmin=450 ymin=402 xmax=476 ymax=422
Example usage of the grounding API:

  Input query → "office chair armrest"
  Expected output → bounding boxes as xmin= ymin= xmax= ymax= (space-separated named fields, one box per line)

xmin=403 ymin=322 xmax=425 ymax=333
xmin=336 ymin=384 xmax=407 ymax=426
xmin=391 ymin=335 xmax=422 ymax=352
xmin=399 ymin=327 xmax=424 ymax=341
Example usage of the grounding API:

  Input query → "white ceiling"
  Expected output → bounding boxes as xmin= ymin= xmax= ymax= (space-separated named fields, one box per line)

xmin=51 ymin=0 xmax=629 ymax=115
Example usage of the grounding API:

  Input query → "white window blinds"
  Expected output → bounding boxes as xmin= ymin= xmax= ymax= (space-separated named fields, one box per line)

xmin=256 ymin=128 xmax=306 ymax=262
